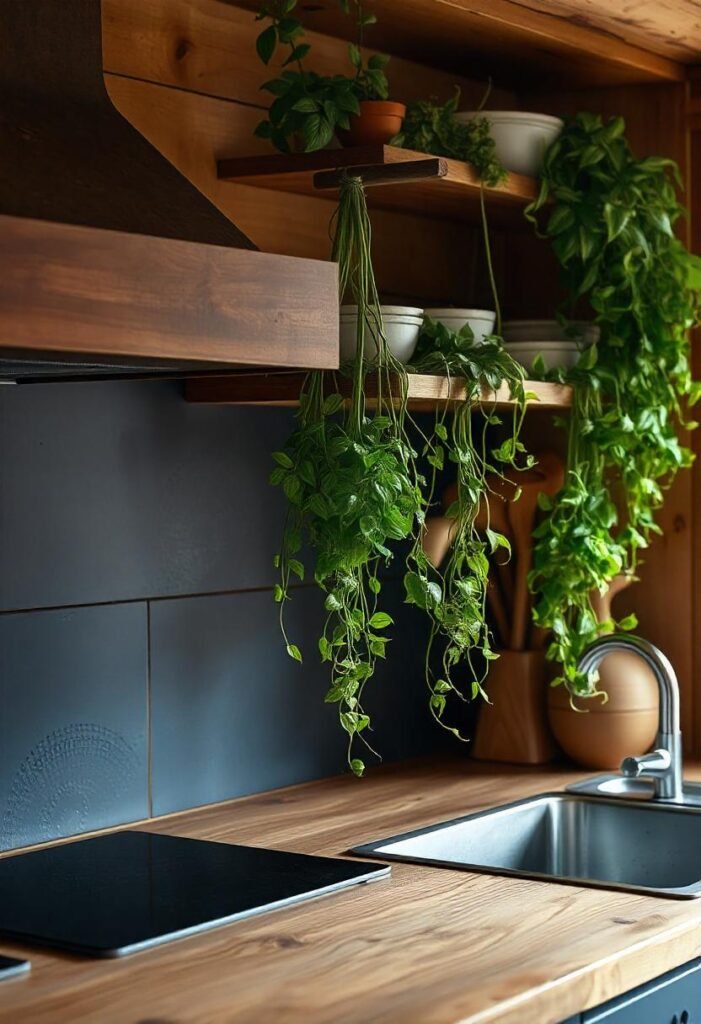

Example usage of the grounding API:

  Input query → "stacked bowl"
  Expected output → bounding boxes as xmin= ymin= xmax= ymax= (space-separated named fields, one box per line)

xmin=501 ymin=320 xmax=599 ymax=373
xmin=423 ymin=308 xmax=496 ymax=344
xmin=339 ymin=305 xmax=423 ymax=364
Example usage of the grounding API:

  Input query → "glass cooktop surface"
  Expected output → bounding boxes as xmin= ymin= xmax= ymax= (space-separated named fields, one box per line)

xmin=0 ymin=830 xmax=389 ymax=957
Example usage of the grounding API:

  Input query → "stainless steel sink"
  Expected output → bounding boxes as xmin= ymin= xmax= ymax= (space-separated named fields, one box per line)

xmin=351 ymin=793 xmax=701 ymax=898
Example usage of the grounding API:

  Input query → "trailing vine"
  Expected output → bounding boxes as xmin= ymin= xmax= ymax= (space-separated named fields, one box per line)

xmin=526 ymin=112 xmax=701 ymax=694
xmin=271 ymin=172 xmax=532 ymax=768
xmin=271 ymin=176 xmax=425 ymax=775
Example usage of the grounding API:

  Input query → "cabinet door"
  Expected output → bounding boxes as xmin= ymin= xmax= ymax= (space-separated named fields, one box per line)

xmin=582 ymin=959 xmax=701 ymax=1023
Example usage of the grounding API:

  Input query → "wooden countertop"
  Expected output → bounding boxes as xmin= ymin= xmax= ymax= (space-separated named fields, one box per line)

xmin=3 ymin=758 xmax=701 ymax=1024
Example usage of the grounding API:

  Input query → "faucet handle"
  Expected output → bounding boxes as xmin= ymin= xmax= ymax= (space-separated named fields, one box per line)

xmin=621 ymin=749 xmax=672 ymax=778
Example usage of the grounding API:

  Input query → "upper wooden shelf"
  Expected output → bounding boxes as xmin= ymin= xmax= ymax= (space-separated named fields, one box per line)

xmin=218 ymin=146 xmax=537 ymax=226
xmin=185 ymin=372 xmax=572 ymax=412
xmin=227 ymin=0 xmax=684 ymax=88
xmin=0 ymin=215 xmax=339 ymax=382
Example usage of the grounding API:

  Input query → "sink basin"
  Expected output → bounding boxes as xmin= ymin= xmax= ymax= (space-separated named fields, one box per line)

xmin=351 ymin=793 xmax=701 ymax=898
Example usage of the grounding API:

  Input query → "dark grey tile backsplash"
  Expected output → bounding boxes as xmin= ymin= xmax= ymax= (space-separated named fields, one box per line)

xmin=0 ymin=603 xmax=149 ymax=850
xmin=0 ymin=380 xmax=446 ymax=851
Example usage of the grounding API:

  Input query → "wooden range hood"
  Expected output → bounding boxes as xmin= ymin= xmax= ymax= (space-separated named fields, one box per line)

xmin=0 ymin=0 xmax=338 ymax=382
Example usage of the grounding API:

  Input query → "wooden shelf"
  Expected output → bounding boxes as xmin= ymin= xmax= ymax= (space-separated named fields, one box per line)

xmin=217 ymin=146 xmax=538 ymax=225
xmin=0 ymin=216 xmax=339 ymax=382
xmin=226 ymin=0 xmax=683 ymax=88
xmin=185 ymin=372 xmax=572 ymax=412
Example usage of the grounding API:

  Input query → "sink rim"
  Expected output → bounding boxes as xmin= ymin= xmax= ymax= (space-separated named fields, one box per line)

xmin=350 ymin=791 xmax=701 ymax=900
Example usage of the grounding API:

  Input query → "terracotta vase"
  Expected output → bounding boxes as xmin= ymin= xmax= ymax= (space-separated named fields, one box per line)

xmin=547 ymin=575 xmax=659 ymax=770
xmin=340 ymin=101 xmax=406 ymax=147
xmin=472 ymin=650 xmax=558 ymax=765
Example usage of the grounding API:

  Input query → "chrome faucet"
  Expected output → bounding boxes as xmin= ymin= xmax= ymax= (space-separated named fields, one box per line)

xmin=576 ymin=634 xmax=684 ymax=803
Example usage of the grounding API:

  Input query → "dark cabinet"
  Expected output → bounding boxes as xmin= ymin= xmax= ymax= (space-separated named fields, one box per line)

xmin=560 ymin=960 xmax=701 ymax=1023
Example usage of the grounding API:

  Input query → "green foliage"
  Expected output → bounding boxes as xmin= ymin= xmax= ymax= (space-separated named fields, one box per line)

xmin=272 ymin=176 xmax=424 ymax=775
xmin=406 ymin=318 xmax=530 ymax=723
xmin=392 ymin=90 xmax=507 ymax=187
xmin=254 ymin=0 xmax=390 ymax=152
xmin=271 ymin=176 xmax=532 ymax=771
xmin=525 ymin=112 xmax=701 ymax=693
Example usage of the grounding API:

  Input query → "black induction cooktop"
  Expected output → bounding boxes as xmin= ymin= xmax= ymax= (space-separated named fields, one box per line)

xmin=0 ymin=831 xmax=389 ymax=957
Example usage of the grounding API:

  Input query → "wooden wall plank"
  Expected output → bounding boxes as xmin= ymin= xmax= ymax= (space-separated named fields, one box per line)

xmin=102 ymin=0 xmax=516 ymax=110
xmin=225 ymin=0 xmax=684 ymax=88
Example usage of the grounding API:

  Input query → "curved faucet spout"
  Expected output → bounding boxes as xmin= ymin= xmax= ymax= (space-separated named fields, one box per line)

xmin=576 ymin=634 xmax=683 ymax=803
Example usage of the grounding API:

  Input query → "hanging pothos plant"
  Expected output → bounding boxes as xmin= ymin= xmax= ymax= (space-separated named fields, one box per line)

xmin=271 ymin=173 xmax=531 ymax=771
xmin=525 ymin=112 xmax=701 ymax=695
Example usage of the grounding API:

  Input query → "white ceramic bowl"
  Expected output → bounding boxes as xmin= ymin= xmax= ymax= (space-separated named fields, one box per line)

xmin=503 ymin=340 xmax=581 ymax=373
xmin=423 ymin=308 xmax=496 ymax=345
xmin=340 ymin=304 xmax=424 ymax=318
xmin=455 ymin=111 xmax=563 ymax=176
xmin=339 ymin=317 xmax=422 ymax=364
xmin=503 ymin=320 xmax=600 ymax=346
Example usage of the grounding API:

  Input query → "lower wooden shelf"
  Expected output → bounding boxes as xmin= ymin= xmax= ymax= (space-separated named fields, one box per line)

xmin=184 ymin=372 xmax=572 ymax=411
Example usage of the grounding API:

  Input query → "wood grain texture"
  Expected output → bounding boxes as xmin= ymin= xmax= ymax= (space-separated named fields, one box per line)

xmin=218 ymin=145 xmax=537 ymax=225
xmin=512 ymin=0 xmax=701 ymax=64
xmin=101 ymin=0 xmax=516 ymax=112
xmin=3 ymin=759 xmax=701 ymax=1023
xmin=227 ymin=0 xmax=684 ymax=87
xmin=0 ymin=216 xmax=339 ymax=368
xmin=184 ymin=372 xmax=573 ymax=411
xmin=104 ymin=74 xmax=495 ymax=305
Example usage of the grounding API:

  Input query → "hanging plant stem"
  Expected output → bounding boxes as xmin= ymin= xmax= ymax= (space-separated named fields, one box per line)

xmin=271 ymin=175 xmax=425 ymax=775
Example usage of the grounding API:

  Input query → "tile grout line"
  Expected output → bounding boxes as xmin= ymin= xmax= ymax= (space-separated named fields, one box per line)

xmin=146 ymin=600 xmax=153 ymax=820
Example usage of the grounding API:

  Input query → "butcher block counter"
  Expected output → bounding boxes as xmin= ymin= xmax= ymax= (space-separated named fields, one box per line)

xmin=2 ymin=758 xmax=701 ymax=1024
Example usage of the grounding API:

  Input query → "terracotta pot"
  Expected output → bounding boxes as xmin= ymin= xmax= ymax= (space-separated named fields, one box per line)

xmin=547 ymin=575 xmax=659 ymax=770
xmin=340 ymin=101 xmax=406 ymax=147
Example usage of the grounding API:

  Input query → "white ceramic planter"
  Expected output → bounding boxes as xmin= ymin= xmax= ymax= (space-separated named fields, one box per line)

xmin=339 ymin=305 xmax=423 ymax=364
xmin=455 ymin=111 xmax=563 ymax=176
xmin=423 ymin=308 xmax=496 ymax=345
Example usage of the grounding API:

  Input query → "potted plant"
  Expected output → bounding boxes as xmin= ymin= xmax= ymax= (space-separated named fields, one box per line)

xmin=253 ymin=0 xmax=403 ymax=153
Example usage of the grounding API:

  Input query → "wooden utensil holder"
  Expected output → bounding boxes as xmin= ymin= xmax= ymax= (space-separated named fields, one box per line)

xmin=472 ymin=650 xmax=557 ymax=765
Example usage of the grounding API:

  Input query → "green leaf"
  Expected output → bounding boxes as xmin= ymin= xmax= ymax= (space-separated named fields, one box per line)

xmin=286 ymin=643 xmax=303 ymax=663
xmin=348 ymin=43 xmax=362 ymax=68
xmin=350 ymin=758 xmax=365 ymax=777
xmin=256 ymin=25 xmax=278 ymax=64
xmin=273 ymin=584 xmax=284 ymax=603
xmin=369 ymin=612 xmax=393 ymax=629
xmin=272 ymin=450 xmax=294 ymax=468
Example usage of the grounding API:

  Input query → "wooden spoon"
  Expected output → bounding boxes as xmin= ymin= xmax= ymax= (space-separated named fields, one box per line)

xmin=508 ymin=453 xmax=565 ymax=651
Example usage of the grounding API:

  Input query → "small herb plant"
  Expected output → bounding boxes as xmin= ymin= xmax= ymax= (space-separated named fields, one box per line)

xmin=392 ymin=89 xmax=506 ymax=187
xmin=526 ymin=112 xmax=701 ymax=694
xmin=254 ymin=0 xmax=390 ymax=152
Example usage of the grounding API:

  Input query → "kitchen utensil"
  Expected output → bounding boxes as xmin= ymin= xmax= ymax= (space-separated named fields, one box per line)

xmin=508 ymin=453 xmax=565 ymax=651
xmin=471 ymin=650 xmax=557 ymax=764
